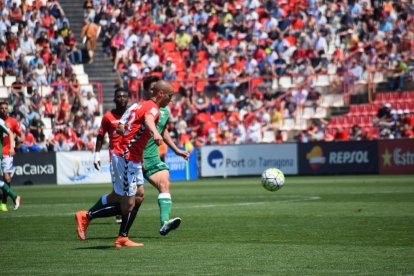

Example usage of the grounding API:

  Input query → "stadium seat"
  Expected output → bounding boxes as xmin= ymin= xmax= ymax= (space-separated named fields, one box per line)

xmin=181 ymin=50 xmax=189 ymax=59
xmin=177 ymin=71 xmax=187 ymax=80
xmin=271 ymin=79 xmax=279 ymax=90
xmin=197 ymin=112 xmax=210 ymax=123
xmin=279 ymin=76 xmax=294 ymax=89
xmin=163 ymin=41 xmax=176 ymax=52
xmin=43 ymin=128 xmax=53 ymax=141
xmin=322 ymin=94 xmax=334 ymax=107
xmin=302 ymin=107 xmax=315 ymax=119
xmin=0 ymin=87 xmax=9 ymax=99
xmin=81 ymin=85 xmax=94 ymax=95
xmin=315 ymin=75 xmax=330 ymax=87
xmin=39 ymin=86 xmax=52 ymax=97
xmin=251 ymin=77 xmax=263 ymax=89
xmin=294 ymin=119 xmax=307 ymax=130
xmin=367 ymin=104 xmax=378 ymax=115
xmin=348 ymin=105 xmax=357 ymax=115
xmin=171 ymin=81 xmax=180 ymax=92
xmin=294 ymin=76 xmax=306 ymax=86
xmin=77 ymin=74 xmax=89 ymax=85
xmin=4 ymin=75 xmax=16 ymax=86
xmin=262 ymin=130 xmax=275 ymax=143
xmin=43 ymin=117 xmax=52 ymax=129
xmin=72 ymin=64 xmax=85 ymax=75
xmin=314 ymin=107 xmax=327 ymax=118
xmin=212 ymin=112 xmax=224 ymax=123
xmin=332 ymin=95 xmax=344 ymax=107
xmin=281 ymin=118 xmax=294 ymax=131
xmin=197 ymin=51 xmax=208 ymax=61
xmin=373 ymin=72 xmax=385 ymax=83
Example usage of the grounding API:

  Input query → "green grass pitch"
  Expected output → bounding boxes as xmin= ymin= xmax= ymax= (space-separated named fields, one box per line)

xmin=0 ymin=175 xmax=413 ymax=275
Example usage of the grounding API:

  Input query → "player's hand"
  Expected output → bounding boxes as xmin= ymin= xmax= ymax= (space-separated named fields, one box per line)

xmin=94 ymin=151 xmax=101 ymax=171
xmin=153 ymin=133 xmax=163 ymax=146
xmin=176 ymin=149 xmax=190 ymax=160
xmin=9 ymin=148 xmax=15 ymax=157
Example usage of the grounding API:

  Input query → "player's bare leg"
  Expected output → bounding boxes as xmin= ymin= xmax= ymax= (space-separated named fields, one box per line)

xmin=148 ymin=170 xmax=181 ymax=235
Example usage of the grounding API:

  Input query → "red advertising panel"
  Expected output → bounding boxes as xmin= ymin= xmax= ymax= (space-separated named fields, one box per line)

xmin=379 ymin=139 xmax=414 ymax=174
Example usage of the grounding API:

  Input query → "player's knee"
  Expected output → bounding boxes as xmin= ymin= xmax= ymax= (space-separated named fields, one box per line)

xmin=135 ymin=194 xmax=144 ymax=204
xmin=124 ymin=202 xmax=135 ymax=214
xmin=158 ymin=179 xmax=170 ymax=193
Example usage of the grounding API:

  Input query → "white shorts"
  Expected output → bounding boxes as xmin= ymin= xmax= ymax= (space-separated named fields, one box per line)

xmin=1 ymin=156 xmax=14 ymax=174
xmin=111 ymin=153 xmax=144 ymax=196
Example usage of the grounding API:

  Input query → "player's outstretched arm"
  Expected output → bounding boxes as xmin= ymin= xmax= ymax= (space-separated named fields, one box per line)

xmin=7 ymin=130 xmax=15 ymax=156
xmin=163 ymin=130 xmax=189 ymax=160
xmin=94 ymin=134 xmax=104 ymax=170
xmin=145 ymin=114 xmax=163 ymax=145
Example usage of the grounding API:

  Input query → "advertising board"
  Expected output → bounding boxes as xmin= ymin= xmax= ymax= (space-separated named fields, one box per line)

xmin=378 ymin=139 xmax=414 ymax=174
xmin=13 ymin=152 xmax=57 ymax=185
xmin=298 ymin=141 xmax=378 ymax=175
xmin=56 ymin=151 xmax=111 ymax=185
xmin=200 ymin=144 xmax=298 ymax=177
xmin=167 ymin=147 xmax=198 ymax=181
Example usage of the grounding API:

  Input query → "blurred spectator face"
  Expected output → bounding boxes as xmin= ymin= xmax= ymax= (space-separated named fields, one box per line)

xmin=0 ymin=103 xmax=8 ymax=118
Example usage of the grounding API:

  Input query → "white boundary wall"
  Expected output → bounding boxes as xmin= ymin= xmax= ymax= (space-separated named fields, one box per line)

xmin=200 ymin=144 xmax=298 ymax=177
xmin=56 ymin=151 xmax=111 ymax=185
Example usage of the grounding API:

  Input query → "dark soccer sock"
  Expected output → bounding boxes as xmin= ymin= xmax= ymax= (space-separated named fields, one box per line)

xmin=87 ymin=203 xmax=122 ymax=220
xmin=0 ymin=183 xmax=17 ymax=201
xmin=118 ymin=203 xmax=141 ymax=237
xmin=88 ymin=194 xmax=108 ymax=214
xmin=2 ymin=181 xmax=11 ymax=204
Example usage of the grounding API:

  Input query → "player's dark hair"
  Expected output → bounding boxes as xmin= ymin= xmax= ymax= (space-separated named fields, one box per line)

xmin=143 ymin=75 xmax=161 ymax=92
xmin=114 ymin=86 xmax=128 ymax=98
xmin=0 ymin=101 xmax=8 ymax=106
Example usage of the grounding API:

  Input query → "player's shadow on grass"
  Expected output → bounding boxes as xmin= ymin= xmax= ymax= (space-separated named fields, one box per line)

xmin=75 ymin=245 xmax=114 ymax=250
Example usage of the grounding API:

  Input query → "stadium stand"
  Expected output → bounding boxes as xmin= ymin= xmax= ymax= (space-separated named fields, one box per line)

xmin=88 ymin=0 xmax=414 ymax=145
xmin=0 ymin=0 xmax=413 ymax=150
xmin=0 ymin=0 xmax=102 ymax=152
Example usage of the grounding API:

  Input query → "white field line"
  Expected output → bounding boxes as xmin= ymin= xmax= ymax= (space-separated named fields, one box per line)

xmin=0 ymin=196 xmax=320 ymax=218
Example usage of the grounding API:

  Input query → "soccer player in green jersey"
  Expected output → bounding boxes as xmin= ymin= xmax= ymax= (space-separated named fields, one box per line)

xmin=142 ymin=97 xmax=189 ymax=235
xmin=0 ymin=115 xmax=20 ymax=211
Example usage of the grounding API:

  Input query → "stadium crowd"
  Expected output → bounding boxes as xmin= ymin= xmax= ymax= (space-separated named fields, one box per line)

xmin=0 ymin=0 xmax=413 ymax=152
xmin=90 ymin=0 xmax=414 ymax=146
xmin=0 ymin=0 xmax=101 ymax=152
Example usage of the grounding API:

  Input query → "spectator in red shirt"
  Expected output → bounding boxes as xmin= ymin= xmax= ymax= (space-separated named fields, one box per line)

xmin=56 ymin=94 xmax=71 ymax=125
xmin=334 ymin=127 xmax=349 ymax=141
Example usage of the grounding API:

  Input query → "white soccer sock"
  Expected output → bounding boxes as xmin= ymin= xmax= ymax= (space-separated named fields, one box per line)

xmin=158 ymin=193 xmax=171 ymax=199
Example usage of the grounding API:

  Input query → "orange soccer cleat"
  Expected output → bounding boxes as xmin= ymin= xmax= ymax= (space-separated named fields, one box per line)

xmin=75 ymin=211 xmax=90 ymax=240
xmin=114 ymin=236 xmax=144 ymax=248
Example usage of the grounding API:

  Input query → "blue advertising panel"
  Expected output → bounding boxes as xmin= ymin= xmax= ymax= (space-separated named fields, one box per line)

xmin=298 ymin=141 xmax=378 ymax=175
xmin=166 ymin=147 xmax=198 ymax=181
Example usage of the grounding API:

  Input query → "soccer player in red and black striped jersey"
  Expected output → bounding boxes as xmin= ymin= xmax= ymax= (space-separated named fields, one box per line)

xmin=0 ymin=102 xmax=24 ymax=211
xmin=76 ymin=80 xmax=174 ymax=247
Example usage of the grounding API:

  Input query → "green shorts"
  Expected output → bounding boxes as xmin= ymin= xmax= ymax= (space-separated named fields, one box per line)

xmin=143 ymin=156 xmax=169 ymax=179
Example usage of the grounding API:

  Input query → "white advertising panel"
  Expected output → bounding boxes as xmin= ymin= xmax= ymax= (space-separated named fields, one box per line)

xmin=201 ymin=144 xmax=298 ymax=177
xmin=56 ymin=151 xmax=111 ymax=185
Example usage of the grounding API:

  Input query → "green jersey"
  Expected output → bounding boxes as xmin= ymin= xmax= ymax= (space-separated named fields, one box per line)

xmin=144 ymin=107 xmax=170 ymax=159
xmin=0 ymin=118 xmax=10 ymax=159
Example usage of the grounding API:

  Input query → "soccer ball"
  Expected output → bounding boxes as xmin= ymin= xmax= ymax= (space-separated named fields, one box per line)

xmin=261 ymin=168 xmax=285 ymax=191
